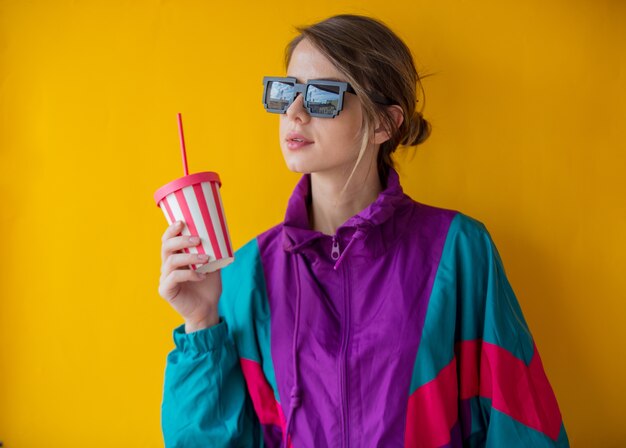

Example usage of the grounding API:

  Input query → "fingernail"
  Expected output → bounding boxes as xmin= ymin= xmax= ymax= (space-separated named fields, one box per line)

xmin=189 ymin=236 xmax=200 ymax=243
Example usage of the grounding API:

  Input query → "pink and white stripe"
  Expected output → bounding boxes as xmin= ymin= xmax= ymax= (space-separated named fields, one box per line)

xmin=157 ymin=176 xmax=234 ymax=273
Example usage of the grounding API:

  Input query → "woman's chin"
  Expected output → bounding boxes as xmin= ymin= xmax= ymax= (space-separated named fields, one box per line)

xmin=285 ymin=166 xmax=312 ymax=174
xmin=283 ymin=159 xmax=314 ymax=174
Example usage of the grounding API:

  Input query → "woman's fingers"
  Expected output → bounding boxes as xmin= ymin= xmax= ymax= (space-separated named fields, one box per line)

xmin=161 ymin=222 xmax=202 ymax=263
xmin=161 ymin=252 xmax=209 ymax=275
xmin=161 ymin=220 xmax=183 ymax=243
xmin=158 ymin=268 xmax=206 ymax=303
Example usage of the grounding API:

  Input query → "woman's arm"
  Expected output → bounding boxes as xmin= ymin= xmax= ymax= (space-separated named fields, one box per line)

xmin=455 ymin=214 xmax=569 ymax=447
xmin=161 ymin=319 xmax=262 ymax=448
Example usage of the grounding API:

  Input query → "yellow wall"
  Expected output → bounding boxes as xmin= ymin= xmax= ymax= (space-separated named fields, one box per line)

xmin=1 ymin=1 xmax=624 ymax=446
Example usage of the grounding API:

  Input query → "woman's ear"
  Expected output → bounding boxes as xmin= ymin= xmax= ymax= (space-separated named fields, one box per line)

xmin=373 ymin=105 xmax=404 ymax=144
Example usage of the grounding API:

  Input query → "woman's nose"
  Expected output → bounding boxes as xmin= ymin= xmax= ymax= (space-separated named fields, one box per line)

xmin=285 ymin=93 xmax=311 ymax=123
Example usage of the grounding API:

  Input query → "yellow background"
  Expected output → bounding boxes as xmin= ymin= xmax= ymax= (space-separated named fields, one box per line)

xmin=1 ymin=0 xmax=624 ymax=446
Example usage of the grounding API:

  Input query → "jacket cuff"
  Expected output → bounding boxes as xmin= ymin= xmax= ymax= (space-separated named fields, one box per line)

xmin=172 ymin=318 xmax=228 ymax=354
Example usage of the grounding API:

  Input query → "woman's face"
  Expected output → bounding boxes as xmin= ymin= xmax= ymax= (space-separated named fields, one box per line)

xmin=279 ymin=39 xmax=368 ymax=176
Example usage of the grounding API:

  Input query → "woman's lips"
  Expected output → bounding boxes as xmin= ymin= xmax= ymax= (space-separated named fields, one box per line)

xmin=286 ymin=132 xmax=313 ymax=150
xmin=287 ymin=140 xmax=313 ymax=150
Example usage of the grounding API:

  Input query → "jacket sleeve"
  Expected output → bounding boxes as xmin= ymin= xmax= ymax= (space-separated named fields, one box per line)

xmin=161 ymin=318 xmax=262 ymax=448
xmin=453 ymin=214 xmax=569 ymax=447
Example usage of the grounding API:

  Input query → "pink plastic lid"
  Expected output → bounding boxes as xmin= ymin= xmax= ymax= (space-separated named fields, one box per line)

xmin=154 ymin=171 xmax=221 ymax=206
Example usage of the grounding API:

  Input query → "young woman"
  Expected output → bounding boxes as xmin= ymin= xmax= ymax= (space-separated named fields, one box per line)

xmin=158 ymin=14 xmax=569 ymax=448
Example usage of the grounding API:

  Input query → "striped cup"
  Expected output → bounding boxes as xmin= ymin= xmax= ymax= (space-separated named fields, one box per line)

xmin=154 ymin=172 xmax=234 ymax=273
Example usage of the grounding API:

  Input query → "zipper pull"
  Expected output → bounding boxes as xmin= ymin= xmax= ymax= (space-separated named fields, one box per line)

xmin=331 ymin=235 xmax=340 ymax=260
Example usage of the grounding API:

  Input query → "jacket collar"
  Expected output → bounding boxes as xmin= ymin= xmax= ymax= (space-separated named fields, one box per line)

xmin=282 ymin=167 xmax=409 ymax=253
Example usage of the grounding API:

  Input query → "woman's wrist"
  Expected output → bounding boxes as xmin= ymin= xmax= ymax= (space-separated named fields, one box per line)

xmin=184 ymin=313 xmax=220 ymax=333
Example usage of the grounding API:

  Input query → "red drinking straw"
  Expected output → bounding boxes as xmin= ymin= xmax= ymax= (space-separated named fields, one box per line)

xmin=177 ymin=112 xmax=189 ymax=176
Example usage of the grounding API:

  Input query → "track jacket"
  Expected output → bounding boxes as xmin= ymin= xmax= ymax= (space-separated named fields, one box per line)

xmin=161 ymin=167 xmax=569 ymax=447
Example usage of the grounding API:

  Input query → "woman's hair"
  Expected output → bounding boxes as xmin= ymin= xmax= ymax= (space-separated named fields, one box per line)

xmin=285 ymin=14 xmax=432 ymax=189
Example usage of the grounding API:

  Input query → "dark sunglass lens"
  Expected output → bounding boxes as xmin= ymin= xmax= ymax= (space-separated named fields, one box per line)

xmin=306 ymin=84 xmax=340 ymax=116
xmin=267 ymin=80 xmax=294 ymax=112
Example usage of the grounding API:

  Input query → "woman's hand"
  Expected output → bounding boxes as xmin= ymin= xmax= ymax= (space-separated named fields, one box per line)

xmin=158 ymin=221 xmax=222 ymax=333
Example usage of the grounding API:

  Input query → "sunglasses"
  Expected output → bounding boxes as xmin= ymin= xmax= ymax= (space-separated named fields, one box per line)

xmin=262 ymin=76 xmax=394 ymax=118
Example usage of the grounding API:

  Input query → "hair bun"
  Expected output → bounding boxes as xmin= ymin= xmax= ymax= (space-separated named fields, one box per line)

xmin=401 ymin=111 xmax=431 ymax=147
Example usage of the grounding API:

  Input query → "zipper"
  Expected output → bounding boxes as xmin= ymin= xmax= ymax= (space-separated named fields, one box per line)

xmin=331 ymin=234 xmax=341 ymax=260
xmin=331 ymin=233 xmax=351 ymax=447
xmin=337 ymin=250 xmax=351 ymax=448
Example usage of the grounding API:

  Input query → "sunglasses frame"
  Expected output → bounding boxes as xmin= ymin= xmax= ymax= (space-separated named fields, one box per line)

xmin=262 ymin=76 xmax=357 ymax=118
